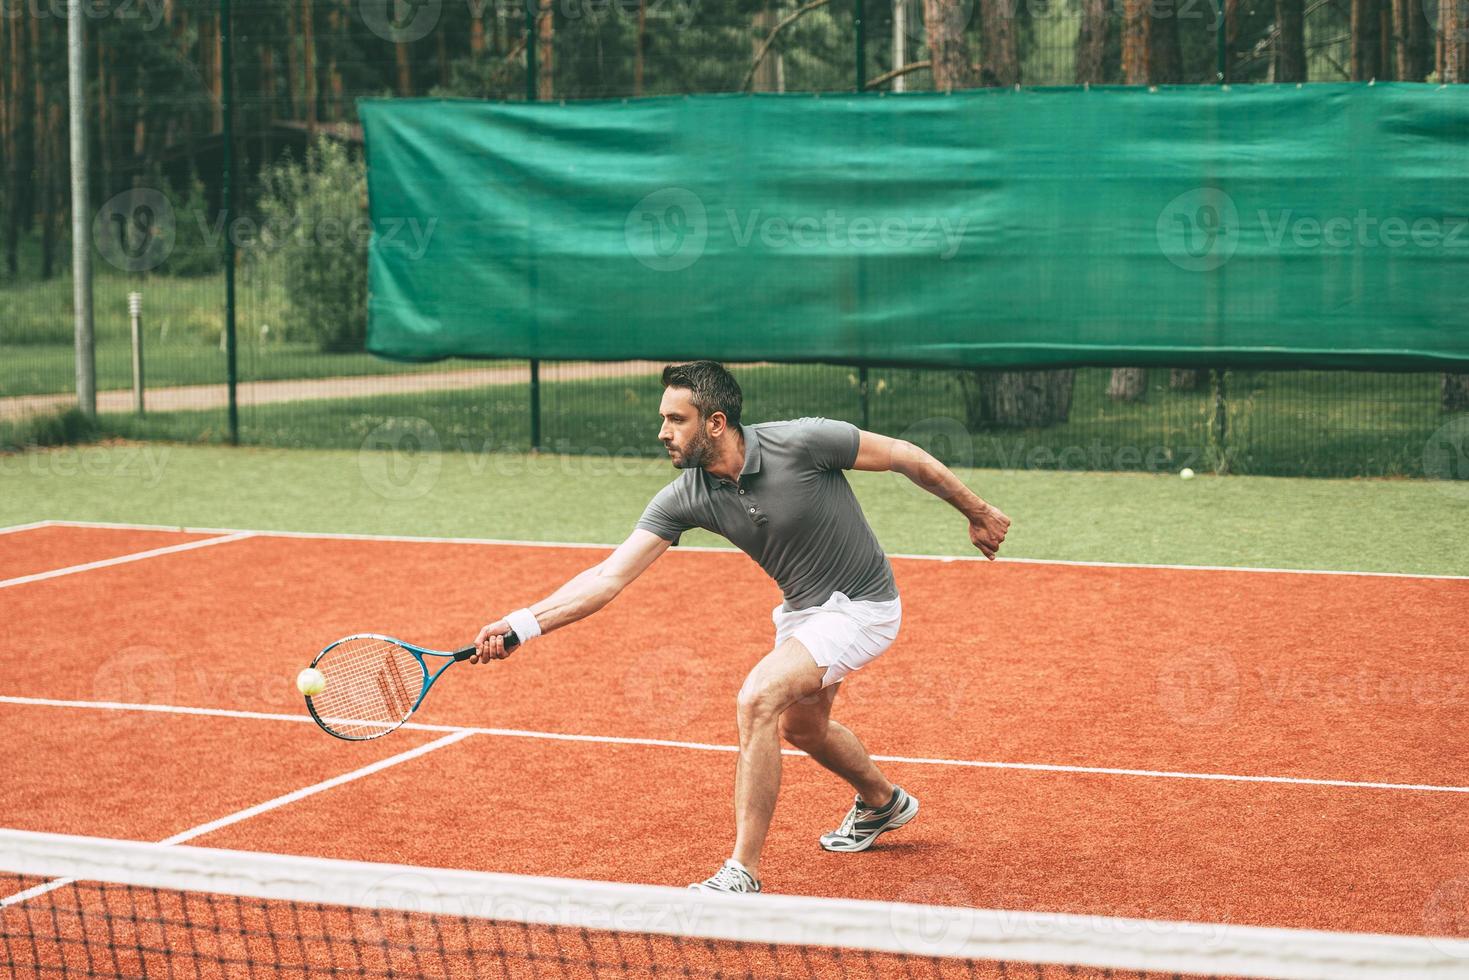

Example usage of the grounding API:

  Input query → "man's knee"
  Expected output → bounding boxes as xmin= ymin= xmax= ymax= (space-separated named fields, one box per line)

xmin=778 ymin=712 xmax=826 ymax=751
xmin=736 ymin=677 xmax=787 ymax=728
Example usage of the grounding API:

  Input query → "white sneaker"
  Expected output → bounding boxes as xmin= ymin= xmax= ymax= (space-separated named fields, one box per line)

xmin=688 ymin=859 xmax=761 ymax=893
xmin=819 ymin=786 xmax=919 ymax=852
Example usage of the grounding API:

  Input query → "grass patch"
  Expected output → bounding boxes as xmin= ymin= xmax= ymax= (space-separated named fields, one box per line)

xmin=0 ymin=443 xmax=1464 ymax=575
xmin=0 ymin=408 xmax=101 ymax=453
xmin=85 ymin=364 xmax=1452 ymax=479
xmin=1 ymin=342 xmax=511 ymax=397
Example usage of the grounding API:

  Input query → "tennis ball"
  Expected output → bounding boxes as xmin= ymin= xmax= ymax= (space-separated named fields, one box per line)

xmin=1180 ymin=467 xmax=1196 ymax=480
xmin=296 ymin=667 xmax=326 ymax=696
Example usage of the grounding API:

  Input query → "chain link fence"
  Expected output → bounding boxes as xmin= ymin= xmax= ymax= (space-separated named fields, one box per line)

xmin=2 ymin=0 xmax=1465 ymax=478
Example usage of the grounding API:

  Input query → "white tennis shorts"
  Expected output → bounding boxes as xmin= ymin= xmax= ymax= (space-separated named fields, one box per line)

xmin=772 ymin=590 xmax=902 ymax=688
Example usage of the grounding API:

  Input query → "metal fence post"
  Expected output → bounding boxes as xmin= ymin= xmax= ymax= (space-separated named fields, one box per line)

xmin=854 ymin=0 xmax=865 ymax=91
xmin=526 ymin=0 xmax=542 ymax=452
xmin=68 ymin=0 xmax=95 ymax=419
xmin=222 ymin=0 xmax=239 ymax=444
xmin=530 ymin=360 xmax=542 ymax=451
xmin=526 ymin=0 xmax=538 ymax=101
xmin=1211 ymin=368 xmax=1228 ymax=472
xmin=130 ymin=292 xmax=145 ymax=415
xmin=1216 ymin=2 xmax=1228 ymax=82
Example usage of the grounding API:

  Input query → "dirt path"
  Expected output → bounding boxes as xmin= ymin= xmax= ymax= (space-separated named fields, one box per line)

xmin=0 ymin=361 xmax=667 ymax=421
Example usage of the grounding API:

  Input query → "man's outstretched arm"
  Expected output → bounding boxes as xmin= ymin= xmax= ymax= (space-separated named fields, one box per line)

xmin=852 ymin=430 xmax=1011 ymax=560
xmin=470 ymin=528 xmax=671 ymax=661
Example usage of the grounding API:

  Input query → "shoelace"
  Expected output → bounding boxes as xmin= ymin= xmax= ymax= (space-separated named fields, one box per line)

xmin=706 ymin=863 xmax=750 ymax=891
xmin=836 ymin=799 xmax=875 ymax=838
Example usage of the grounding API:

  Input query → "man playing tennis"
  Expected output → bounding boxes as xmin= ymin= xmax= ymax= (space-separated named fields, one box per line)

xmin=472 ymin=361 xmax=1010 ymax=893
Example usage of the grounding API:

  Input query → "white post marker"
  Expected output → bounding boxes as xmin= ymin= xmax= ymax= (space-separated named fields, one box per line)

xmin=130 ymin=291 xmax=144 ymax=416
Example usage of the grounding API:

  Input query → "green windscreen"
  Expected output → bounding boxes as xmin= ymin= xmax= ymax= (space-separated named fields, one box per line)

xmin=361 ymin=86 xmax=1469 ymax=370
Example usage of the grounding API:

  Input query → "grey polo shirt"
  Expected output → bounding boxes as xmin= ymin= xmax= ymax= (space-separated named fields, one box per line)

xmin=636 ymin=417 xmax=898 ymax=611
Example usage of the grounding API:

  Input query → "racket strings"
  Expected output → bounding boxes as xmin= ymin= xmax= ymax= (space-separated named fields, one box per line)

xmin=309 ymin=638 xmax=424 ymax=738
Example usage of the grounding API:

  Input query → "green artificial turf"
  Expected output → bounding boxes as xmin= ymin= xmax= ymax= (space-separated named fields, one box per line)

xmin=2 ymin=444 xmax=1463 ymax=575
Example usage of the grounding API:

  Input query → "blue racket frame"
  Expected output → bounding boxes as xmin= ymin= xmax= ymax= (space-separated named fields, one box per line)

xmin=305 ymin=630 xmax=519 ymax=740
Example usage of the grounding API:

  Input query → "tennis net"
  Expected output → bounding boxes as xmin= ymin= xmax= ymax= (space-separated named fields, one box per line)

xmin=1 ymin=829 xmax=1463 ymax=979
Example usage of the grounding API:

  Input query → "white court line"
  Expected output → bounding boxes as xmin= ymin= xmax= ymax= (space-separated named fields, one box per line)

xmin=36 ymin=519 xmax=1469 ymax=581
xmin=1 ymin=729 xmax=474 ymax=907
xmin=4 ymin=694 xmax=1467 ymax=795
xmin=0 ymin=531 xmax=255 ymax=590
xmin=0 ymin=520 xmax=57 ymax=536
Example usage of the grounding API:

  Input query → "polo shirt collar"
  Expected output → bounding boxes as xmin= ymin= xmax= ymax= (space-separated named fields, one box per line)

xmin=738 ymin=424 xmax=762 ymax=478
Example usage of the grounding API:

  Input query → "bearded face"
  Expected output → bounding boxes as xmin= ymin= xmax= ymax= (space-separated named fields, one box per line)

xmin=658 ymin=387 xmax=719 ymax=469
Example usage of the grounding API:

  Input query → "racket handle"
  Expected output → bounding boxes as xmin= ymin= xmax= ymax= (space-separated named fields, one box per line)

xmin=453 ymin=629 xmax=520 ymax=661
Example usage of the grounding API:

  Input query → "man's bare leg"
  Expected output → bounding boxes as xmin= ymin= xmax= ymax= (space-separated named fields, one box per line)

xmin=730 ymin=638 xmax=827 ymax=881
xmin=778 ymin=684 xmax=894 ymax=808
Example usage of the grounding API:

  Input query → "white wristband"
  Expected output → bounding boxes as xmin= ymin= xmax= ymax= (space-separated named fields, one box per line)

xmin=504 ymin=608 xmax=542 ymax=645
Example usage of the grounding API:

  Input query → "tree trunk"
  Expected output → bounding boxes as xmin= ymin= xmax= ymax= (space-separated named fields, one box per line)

xmin=982 ymin=0 xmax=1020 ymax=85
xmin=329 ymin=4 xmax=346 ymax=114
xmin=96 ymin=34 xmax=112 ymax=205
xmin=29 ymin=11 xmax=57 ymax=279
xmin=1121 ymin=0 xmax=1147 ymax=81
xmin=1275 ymin=0 xmax=1307 ymax=81
xmin=751 ymin=7 xmax=784 ymax=92
xmin=260 ymin=41 xmax=275 ymax=165
xmin=1152 ymin=0 xmax=1183 ymax=82
xmin=40 ymin=103 xmax=60 ymax=280
xmin=537 ymin=0 xmax=555 ymax=100
xmin=1444 ymin=373 xmax=1469 ymax=411
xmin=1442 ymin=12 xmax=1466 ymax=410
xmin=1074 ymin=0 xmax=1109 ymax=82
xmin=1351 ymin=0 xmax=1383 ymax=78
xmin=471 ymin=2 xmax=486 ymax=55
xmin=1108 ymin=368 xmax=1148 ymax=400
xmin=286 ymin=0 xmax=302 ymax=119
xmin=213 ymin=14 xmax=224 ymax=132
xmin=3 ymin=1 xmax=19 ymax=276
xmin=302 ymin=0 xmax=317 ymax=134
xmin=395 ymin=42 xmax=412 ymax=96
xmin=634 ymin=0 xmax=645 ymax=95
xmin=1443 ymin=0 xmax=1467 ymax=82
xmin=1393 ymin=0 xmax=1432 ymax=79
xmin=924 ymin=0 xmax=979 ymax=89
xmin=958 ymin=370 xmax=1077 ymax=429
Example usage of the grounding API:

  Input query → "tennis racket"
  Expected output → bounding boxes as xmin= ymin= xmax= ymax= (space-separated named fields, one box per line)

xmin=305 ymin=631 xmax=518 ymax=740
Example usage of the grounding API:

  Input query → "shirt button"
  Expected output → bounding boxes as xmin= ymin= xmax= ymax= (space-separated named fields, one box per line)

xmin=748 ymin=507 xmax=756 ymax=513
xmin=738 ymin=489 xmax=745 ymax=495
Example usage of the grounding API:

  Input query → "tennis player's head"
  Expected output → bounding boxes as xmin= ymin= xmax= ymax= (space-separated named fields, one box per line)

xmin=659 ymin=361 xmax=742 ymax=469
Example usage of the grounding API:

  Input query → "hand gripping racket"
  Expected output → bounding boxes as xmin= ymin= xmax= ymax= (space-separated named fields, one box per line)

xmin=305 ymin=631 xmax=519 ymax=740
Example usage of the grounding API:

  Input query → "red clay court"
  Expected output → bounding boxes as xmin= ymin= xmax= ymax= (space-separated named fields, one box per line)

xmin=2 ymin=520 xmax=1468 ymax=977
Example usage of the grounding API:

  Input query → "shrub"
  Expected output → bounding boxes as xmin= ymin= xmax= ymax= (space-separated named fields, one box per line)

xmin=253 ymin=138 xmax=368 ymax=352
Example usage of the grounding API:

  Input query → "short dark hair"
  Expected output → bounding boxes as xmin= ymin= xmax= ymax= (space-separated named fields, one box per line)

xmin=662 ymin=361 xmax=742 ymax=427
